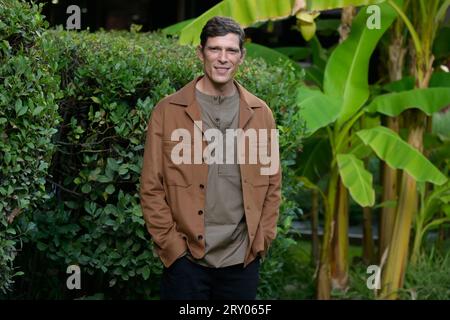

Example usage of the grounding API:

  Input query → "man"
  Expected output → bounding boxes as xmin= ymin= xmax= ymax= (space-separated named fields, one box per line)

xmin=140 ymin=16 xmax=281 ymax=300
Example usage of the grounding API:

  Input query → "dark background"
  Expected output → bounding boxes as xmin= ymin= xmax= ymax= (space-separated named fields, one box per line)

xmin=32 ymin=0 xmax=341 ymax=49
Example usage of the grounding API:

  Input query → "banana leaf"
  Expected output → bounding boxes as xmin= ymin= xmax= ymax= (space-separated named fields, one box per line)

xmin=365 ymin=87 xmax=450 ymax=116
xmin=337 ymin=153 xmax=375 ymax=206
xmin=323 ymin=1 xmax=399 ymax=128
xmin=357 ymin=126 xmax=448 ymax=185
xmin=177 ymin=0 xmax=388 ymax=45
xmin=296 ymin=86 xmax=341 ymax=135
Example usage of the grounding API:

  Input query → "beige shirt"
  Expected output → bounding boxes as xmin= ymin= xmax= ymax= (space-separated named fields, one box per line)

xmin=184 ymin=87 xmax=248 ymax=268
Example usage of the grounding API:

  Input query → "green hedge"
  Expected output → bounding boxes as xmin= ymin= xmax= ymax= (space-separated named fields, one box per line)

xmin=0 ymin=0 xmax=61 ymax=293
xmin=3 ymin=1 xmax=305 ymax=299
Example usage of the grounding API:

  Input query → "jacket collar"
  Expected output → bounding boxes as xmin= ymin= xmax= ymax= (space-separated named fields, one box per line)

xmin=169 ymin=76 xmax=263 ymax=131
xmin=168 ymin=75 xmax=264 ymax=109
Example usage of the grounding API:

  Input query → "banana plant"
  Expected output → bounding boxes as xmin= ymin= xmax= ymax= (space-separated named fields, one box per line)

xmin=411 ymin=179 xmax=450 ymax=265
xmin=298 ymin=1 xmax=398 ymax=297
xmin=377 ymin=0 xmax=450 ymax=300
xmin=377 ymin=7 xmax=408 ymax=260
xmin=297 ymin=0 xmax=450 ymax=298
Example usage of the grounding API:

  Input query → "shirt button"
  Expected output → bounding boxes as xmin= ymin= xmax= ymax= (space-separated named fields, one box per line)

xmin=198 ymin=235 xmax=203 ymax=240
xmin=198 ymin=210 xmax=203 ymax=215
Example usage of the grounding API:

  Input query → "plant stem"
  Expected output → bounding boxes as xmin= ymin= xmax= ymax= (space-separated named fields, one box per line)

xmin=387 ymin=0 xmax=423 ymax=59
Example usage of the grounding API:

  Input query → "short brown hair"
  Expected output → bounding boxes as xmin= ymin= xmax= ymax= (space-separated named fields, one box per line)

xmin=200 ymin=16 xmax=245 ymax=52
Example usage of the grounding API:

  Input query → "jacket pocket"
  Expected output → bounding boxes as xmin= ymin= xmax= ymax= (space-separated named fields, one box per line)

xmin=162 ymin=140 xmax=192 ymax=187
xmin=251 ymin=174 xmax=269 ymax=187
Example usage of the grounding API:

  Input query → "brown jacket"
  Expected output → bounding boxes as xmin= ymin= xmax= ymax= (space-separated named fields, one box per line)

xmin=139 ymin=76 xmax=281 ymax=268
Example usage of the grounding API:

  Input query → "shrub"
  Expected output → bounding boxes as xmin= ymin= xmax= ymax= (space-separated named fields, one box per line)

xmin=399 ymin=250 xmax=450 ymax=300
xmin=0 ymin=0 xmax=61 ymax=293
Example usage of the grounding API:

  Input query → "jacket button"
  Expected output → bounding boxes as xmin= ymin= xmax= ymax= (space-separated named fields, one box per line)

xmin=198 ymin=235 xmax=203 ymax=240
xmin=198 ymin=210 xmax=203 ymax=215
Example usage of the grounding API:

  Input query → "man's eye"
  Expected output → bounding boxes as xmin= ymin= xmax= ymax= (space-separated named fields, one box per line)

xmin=210 ymin=48 xmax=220 ymax=52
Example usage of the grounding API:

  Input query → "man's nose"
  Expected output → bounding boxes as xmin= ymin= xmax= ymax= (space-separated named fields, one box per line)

xmin=218 ymin=50 xmax=228 ymax=63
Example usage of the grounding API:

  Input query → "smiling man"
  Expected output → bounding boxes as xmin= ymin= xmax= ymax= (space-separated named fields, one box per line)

xmin=140 ymin=16 xmax=281 ymax=300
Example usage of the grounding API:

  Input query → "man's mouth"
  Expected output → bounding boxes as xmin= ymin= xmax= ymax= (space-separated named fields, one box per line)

xmin=214 ymin=66 xmax=230 ymax=74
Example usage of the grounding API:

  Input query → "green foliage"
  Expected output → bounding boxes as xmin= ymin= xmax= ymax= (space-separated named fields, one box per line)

xmin=11 ymin=29 xmax=200 ymax=298
xmin=258 ymin=237 xmax=316 ymax=300
xmin=400 ymin=250 xmax=450 ymax=300
xmin=244 ymin=43 xmax=303 ymax=75
xmin=330 ymin=249 xmax=450 ymax=300
xmin=0 ymin=0 xmax=61 ymax=293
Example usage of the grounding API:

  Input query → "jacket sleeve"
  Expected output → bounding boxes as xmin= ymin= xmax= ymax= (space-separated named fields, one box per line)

xmin=260 ymin=109 xmax=282 ymax=257
xmin=139 ymin=105 xmax=187 ymax=267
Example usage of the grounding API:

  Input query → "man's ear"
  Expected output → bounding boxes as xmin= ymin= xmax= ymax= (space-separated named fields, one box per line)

xmin=239 ymin=47 xmax=246 ymax=64
xmin=196 ymin=45 xmax=204 ymax=62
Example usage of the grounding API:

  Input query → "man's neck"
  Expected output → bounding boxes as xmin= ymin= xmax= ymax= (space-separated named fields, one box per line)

xmin=196 ymin=76 xmax=236 ymax=97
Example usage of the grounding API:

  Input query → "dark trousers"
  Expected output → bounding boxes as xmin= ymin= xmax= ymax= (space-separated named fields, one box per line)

xmin=160 ymin=256 xmax=260 ymax=300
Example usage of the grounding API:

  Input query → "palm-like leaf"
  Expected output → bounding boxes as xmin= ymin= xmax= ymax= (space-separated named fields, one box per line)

xmin=178 ymin=0 xmax=297 ymax=45
xmin=366 ymin=88 xmax=450 ymax=116
xmin=177 ymin=0 xmax=388 ymax=45
xmin=296 ymin=86 xmax=341 ymax=135
xmin=297 ymin=136 xmax=332 ymax=181
xmin=357 ymin=126 xmax=448 ymax=185
xmin=337 ymin=153 xmax=375 ymax=206
xmin=323 ymin=1 xmax=398 ymax=128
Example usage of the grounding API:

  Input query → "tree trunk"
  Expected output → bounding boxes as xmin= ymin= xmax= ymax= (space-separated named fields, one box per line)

xmin=318 ymin=5 xmax=356 ymax=297
xmin=362 ymin=205 xmax=375 ymax=265
xmin=311 ymin=189 xmax=320 ymax=267
xmin=338 ymin=6 xmax=356 ymax=43
xmin=379 ymin=34 xmax=405 ymax=261
xmin=317 ymin=168 xmax=338 ymax=299
xmin=330 ymin=177 xmax=349 ymax=291
xmin=381 ymin=111 xmax=426 ymax=299
xmin=379 ymin=117 xmax=400 ymax=260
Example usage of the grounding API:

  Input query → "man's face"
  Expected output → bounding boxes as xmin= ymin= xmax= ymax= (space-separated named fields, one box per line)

xmin=197 ymin=33 xmax=245 ymax=86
